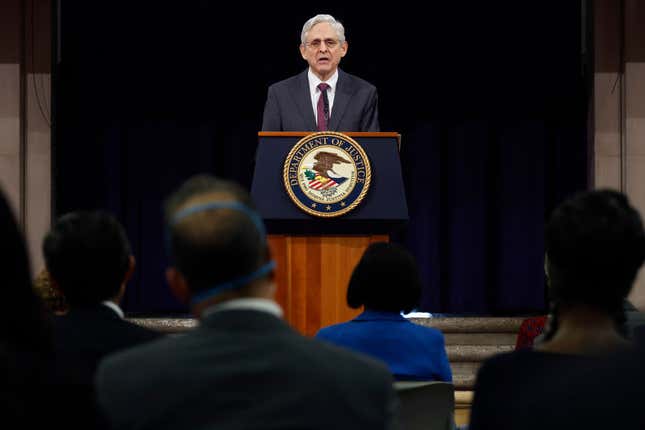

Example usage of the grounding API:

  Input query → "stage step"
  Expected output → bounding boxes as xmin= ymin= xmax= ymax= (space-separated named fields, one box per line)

xmin=408 ymin=316 xmax=523 ymax=333
xmin=447 ymin=344 xmax=514 ymax=361
xmin=409 ymin=317 xmax=524 ymax=389
xmin=445 ymin=333 xmax=517 ymax=345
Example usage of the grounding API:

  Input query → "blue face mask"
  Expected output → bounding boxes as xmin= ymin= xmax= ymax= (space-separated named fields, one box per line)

xmin=167 ymin=201 xmax=276 ymax=306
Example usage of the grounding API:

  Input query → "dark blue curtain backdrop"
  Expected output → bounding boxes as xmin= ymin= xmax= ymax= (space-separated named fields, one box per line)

xmin=54 ymin=2 xmax=589 ymax=315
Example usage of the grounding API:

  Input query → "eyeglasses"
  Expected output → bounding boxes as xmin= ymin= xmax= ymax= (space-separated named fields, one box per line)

xmin=305 ymin=38 xmax=340 ymax=50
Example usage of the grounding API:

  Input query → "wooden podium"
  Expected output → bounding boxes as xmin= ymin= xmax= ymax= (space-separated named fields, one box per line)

xmin=251 ymin=132 xmax=408 ymax=336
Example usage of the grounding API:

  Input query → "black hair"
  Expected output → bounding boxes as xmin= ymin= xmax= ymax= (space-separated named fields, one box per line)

xmin=0 ymin=189 xmax=52 ymax=353
xmin=43 ymin=211 xmax=131 ymax=307
xmin=164 ymin=175 xmax=267 ymax=293
xmin=346 ymin=242 xmax=422 ymax=313
xmin=543 ymin=189 xmax=645 ymax=338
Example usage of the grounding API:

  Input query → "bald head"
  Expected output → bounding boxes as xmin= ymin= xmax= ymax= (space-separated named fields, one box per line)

xmin=164 ymin=175 xmax=269 ymax=295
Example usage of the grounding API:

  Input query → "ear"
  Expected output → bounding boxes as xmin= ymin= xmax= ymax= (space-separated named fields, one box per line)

xmin=266 ymin=280 xmax=277 ymax=299
xmin=299 ymin=43 xmax=307 ymax=59
xmin=167 ymin=267 xmax=190 ymax=304
xmin=339 ymin=41 xmax=348 ymax=58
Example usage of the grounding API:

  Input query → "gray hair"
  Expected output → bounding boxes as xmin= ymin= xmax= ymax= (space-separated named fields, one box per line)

xmin=300 ymin=14 xmax=346 ymax=45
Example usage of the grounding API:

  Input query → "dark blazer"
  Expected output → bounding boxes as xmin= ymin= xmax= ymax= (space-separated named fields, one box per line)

xmin=53 ymin=304 xmax=162 ymax=384
xmin=316 ymin=310 xmax=452 ymax=382
xmin=261 ymin=69 xmax=379 ymax=132
xmin=1 ymin=343 xmax=109 ymax=429
xmin=469 ymin=348 xmax=645 ymax=430
xmin=96 ymin=309 xmax=398 ymax=430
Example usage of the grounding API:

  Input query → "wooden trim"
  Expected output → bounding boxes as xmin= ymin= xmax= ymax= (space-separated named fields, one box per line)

xmin=258 ymin=131 xmax=400 ymax=138
xmin=268 ymin=234 xmax=388 ymax=336
xmin=454 ymin=390 xmax=473 ymax=427
xmin=19 ymin=0 xmax=27 ymax=227
xmin=258 ymin=131 xmax=402 ymax=151
xmin=455 ymin=390 xmax=473 ymax=406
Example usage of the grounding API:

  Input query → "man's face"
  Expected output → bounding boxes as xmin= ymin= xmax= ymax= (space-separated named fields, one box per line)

xmin=300 ymin=22 xmax=348 ymax=81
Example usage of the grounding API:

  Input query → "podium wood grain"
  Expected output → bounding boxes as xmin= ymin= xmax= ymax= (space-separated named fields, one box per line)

xmin=268 ymin=234 xmax=388 ymax=336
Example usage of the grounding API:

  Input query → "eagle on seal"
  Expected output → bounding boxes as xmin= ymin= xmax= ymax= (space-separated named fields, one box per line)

xmin=313 ymin=151 xmax=351 ymax=179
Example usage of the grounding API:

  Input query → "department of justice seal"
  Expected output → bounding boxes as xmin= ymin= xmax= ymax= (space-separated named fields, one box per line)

xmin=283 ymin=132 xmax=371 ymax=218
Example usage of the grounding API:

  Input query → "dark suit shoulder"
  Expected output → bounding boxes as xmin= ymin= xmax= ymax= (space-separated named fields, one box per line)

xmin=54 ymin=306 xmax=162 ymax=351
xmin=268 ymin=71 xmax=306 ymax=92
xmin=281 ymin=328 xmax=394 ymax=384
xmin=97 ymin=312 xmax=397 ymax=430
xmin=57 ymin=306 xmax=156 ymax=331
xmin=100 ymin=313 xmax=391 ymax=385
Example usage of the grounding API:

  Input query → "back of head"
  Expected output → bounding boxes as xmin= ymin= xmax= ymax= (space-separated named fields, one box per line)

xmin=347 ymin=242 xmax=422 ymax=313
xmin=43 ymin=211 xmax=131 ymax=307
xmin=0 ymin=189 xmax=51 ymax=351
xmin=545 ymin=189 xmax=645 ymax=312
xmin=164 ymin=175 xmax=269 ymax=296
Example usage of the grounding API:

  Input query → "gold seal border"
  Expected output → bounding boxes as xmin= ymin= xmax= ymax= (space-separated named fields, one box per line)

xmin=283 ymin=131 xmax=372 ymax=218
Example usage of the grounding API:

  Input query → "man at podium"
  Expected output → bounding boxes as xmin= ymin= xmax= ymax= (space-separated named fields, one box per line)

xmin=261 ymin=14 xmax=380 ymax=132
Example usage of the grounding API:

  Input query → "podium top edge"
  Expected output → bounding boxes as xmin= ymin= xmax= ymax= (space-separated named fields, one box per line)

xmin=258 ymin=132 xmax=401 ymax=138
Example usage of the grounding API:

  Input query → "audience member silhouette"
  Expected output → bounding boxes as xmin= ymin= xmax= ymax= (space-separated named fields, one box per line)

xmin=316 ymin=242 xmax=452 ymax=382
xmin=96 ymin=175 xmax=399 ymax=430
xmin=469 ymin=189 xmax=645 ymax=430
xmin=44 ymin=211 xmax=162 ymax=385
xmin=0 ymin=189 xmax=105 ymax=428
xmin=0 ymin=189 xmax=53 ymax=420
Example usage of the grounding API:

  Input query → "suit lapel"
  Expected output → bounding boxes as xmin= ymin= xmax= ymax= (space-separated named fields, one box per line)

xmin=289 ymin=70 xmax=317 ymax=131
xmin=328 ymin=70 xmax=353 ymax=131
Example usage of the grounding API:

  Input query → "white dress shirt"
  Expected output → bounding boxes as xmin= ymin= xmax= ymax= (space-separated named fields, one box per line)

xmin=308 ymin=68 xmax=339 ymax=125
xmin=102 ymin=300 xmax=125 ymax=319
xmin=201 ymin=298 xmax=284 ymax=320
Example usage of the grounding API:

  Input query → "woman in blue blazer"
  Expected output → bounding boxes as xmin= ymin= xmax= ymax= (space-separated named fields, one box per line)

xmin=316 ymin=242 xmax=452 ymax=382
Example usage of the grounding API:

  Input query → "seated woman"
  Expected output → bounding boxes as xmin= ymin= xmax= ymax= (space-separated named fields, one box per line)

xmin=469 ymin=189 xmax=645 ymax=430
xmin=316 ymin=242 xmax=452 ymax=382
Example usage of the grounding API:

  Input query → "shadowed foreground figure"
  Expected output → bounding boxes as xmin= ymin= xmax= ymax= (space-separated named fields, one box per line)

xmin=0 ymin=189 xmax=55 ymax=425
xmin=96 ymin=175 xmax=399 ymax=430
xmin=0 ymin=189 xmax=106 ymax=428
xmin=469 ymin=189 xmax=645 ymax=430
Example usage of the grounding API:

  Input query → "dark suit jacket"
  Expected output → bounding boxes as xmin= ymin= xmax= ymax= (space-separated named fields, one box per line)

xmin=470 ymin=349 xmax=601 ymax=430
xmin=261 ymin=69 xmax=379 ymax=132
xmin=97 ymin=309 xmax=398 ymax=430
xmin=470 ymin=348 xmax=645 ymax=429
xmin=1 ymin=343 xmax=109 ymax=429
xmin=53 ymin=304 xmax=162 ymax=384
